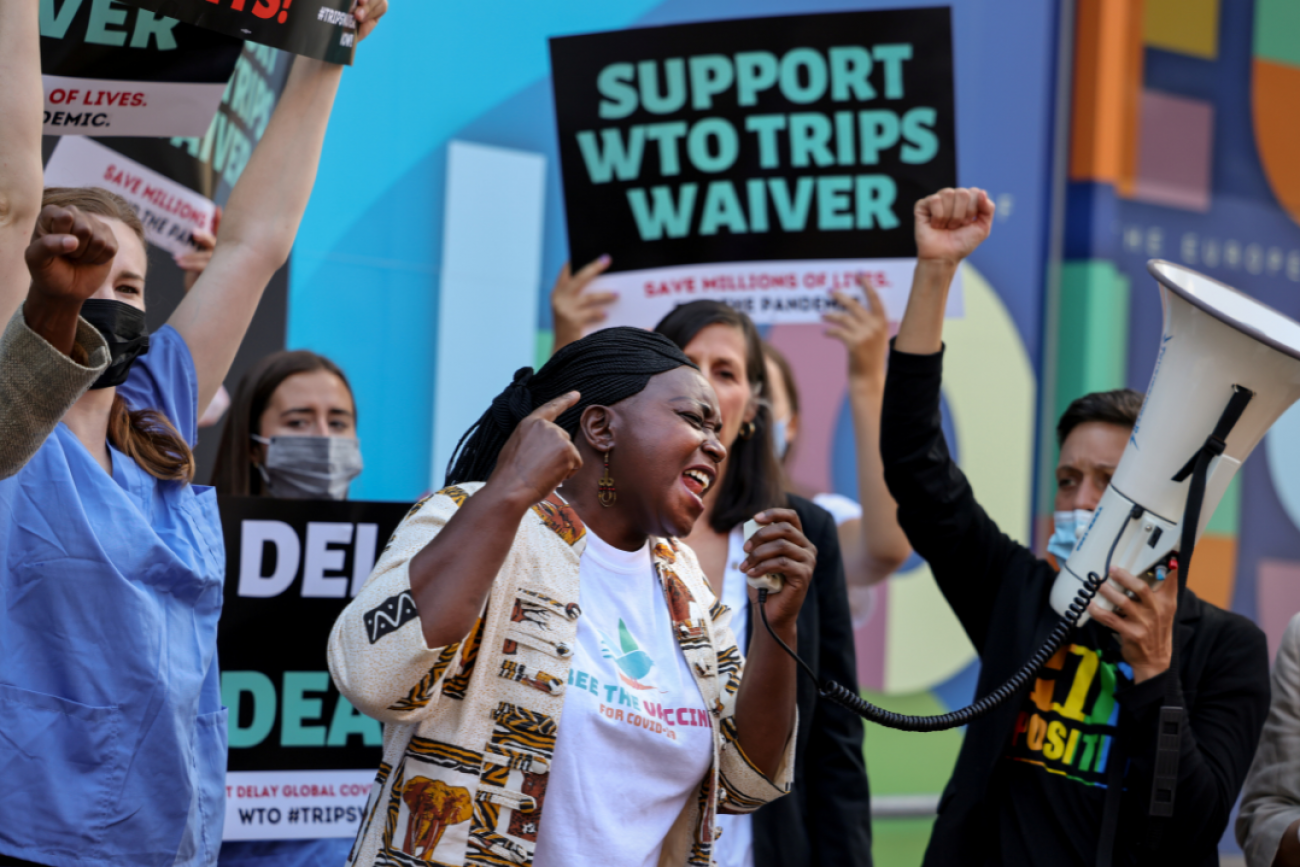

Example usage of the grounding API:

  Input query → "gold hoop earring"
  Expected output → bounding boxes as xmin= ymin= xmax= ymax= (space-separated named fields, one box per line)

xmin=598 ymin=451 xmax=617 ymax=507
xmin=739 ymin=421 xmax=756 ymax=440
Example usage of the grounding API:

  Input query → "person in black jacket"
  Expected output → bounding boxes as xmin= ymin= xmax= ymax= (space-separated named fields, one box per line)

xmin=882 ymin=186 xmax=1271 ymax=866
xmin=655 ymin=301 xmax=874 ymax=867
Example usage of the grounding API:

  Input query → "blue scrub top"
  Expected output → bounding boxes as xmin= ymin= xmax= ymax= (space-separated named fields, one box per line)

xmin=0 ymin=326 xmax=227 ymax=867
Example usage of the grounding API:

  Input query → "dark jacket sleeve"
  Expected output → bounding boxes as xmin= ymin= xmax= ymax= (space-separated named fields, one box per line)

xmin=1117 ymin=610 xmax=1272 ymax=856
xmin=795 ymin=498 xmax=873 ymax=866
xmin=880 ymin=344 xmax=1042 ymax=653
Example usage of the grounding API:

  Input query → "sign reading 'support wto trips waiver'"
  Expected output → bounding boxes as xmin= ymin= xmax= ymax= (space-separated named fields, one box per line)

xmin=549 ymin=8 xmax=959 ymax=326
xmin=218 ymin=497 xmax=412 ymax=841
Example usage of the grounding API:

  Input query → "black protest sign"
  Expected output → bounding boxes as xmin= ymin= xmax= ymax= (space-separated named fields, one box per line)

xmin=120 ymin=0 xmax=357 ymax=64
xmin=39 ymin=0 xmax=243 ymax=136
xmin=218 ymin=496 xmax=411 ymax=774
xmin=549 ymin=8 xmax=955 ymax=272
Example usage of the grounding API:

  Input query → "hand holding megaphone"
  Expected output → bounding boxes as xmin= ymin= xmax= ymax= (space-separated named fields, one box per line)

xmin=1087 ymin=566 xmax=1177 ymax=684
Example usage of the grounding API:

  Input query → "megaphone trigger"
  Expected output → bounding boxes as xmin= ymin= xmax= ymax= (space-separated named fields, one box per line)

xmin=743 ymin=518 xmax=785 ymax=595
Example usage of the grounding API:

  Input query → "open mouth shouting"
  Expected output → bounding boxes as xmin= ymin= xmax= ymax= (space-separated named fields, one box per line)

xmin=682 ymin=466 xmax=715 ymax=506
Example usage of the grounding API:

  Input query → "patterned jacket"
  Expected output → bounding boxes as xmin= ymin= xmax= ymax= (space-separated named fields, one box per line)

xmin=328 ymin=483 xmax=795 ymax=867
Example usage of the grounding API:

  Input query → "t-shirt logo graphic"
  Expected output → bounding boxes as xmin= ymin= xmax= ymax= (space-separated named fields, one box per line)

xmin=600 ymin=618 xmax=661 ymax=691
xmin=1006 ymin=643 xmax=1121 ymax=787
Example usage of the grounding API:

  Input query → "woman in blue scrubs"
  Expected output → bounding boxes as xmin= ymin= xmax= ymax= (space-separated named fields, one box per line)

xmin=0 ymin=3 xmax=387 ymax=866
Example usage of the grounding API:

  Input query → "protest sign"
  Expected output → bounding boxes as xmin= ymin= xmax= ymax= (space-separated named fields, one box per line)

xmin=218 ymin=496 xmax=412 ymax=841
xmin=549 ymin=8 xmax=960 ymax=327
xmin=121 ymin=0 xmax=358 ymax=64
xmin=39 ymin=0 xmax=242 ymax=137
xmin=45 ymin=136 xmax=217 ymax=256
xmin=42 ymin=41 xmax=294 ymax=237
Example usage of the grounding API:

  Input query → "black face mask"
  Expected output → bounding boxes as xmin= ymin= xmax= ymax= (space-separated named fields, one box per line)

xmin=80 ymin=299 xmax=150 ymax=390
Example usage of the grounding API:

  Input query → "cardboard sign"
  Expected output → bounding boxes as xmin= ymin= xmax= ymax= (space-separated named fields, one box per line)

xmin=549 ymin=8 xmax=960 ymax=327
xmin=45 ymin=137 xmax=217 ymax=255
xmin=39 ymin=0 xmax=242 ymax=137
xmin=217 ymin=496 xmax=413 ymax=841
xmin=121 ymin=0 xmax=359 ymax=64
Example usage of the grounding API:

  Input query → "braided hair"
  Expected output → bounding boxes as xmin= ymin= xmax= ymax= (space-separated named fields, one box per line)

xmin=444 ymin=327 xmax=697 ymax=486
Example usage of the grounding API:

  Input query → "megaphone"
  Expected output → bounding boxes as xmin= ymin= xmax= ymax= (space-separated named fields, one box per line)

xmin=757 ymin=259 xmax=1300 ymax=743
xmin=1051 ymin=260 xmax=1300 ymax=620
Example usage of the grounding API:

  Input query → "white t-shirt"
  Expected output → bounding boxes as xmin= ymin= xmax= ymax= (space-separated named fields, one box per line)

xmin=532 ymin=530 xmax=714 ymax=867
xmin=713 ymin=526 xmax=758 ymax=867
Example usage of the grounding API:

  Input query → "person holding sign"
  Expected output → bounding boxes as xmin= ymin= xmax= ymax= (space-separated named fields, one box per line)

xmin=329 ymin=327 xmax=806 ymax=867
xmin=882 ymin=187 xmax=1269 ymax=866
xmin=0 ymin=2 xmax=386 ymax=866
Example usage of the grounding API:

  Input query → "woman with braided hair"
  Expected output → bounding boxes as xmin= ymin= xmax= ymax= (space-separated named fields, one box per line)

xmin=329 ymin=327 xmax=814 ymax=867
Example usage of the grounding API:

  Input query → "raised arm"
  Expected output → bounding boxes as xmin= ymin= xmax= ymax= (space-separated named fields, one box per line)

xmin=824 ymin=279 xmax=912 ymax=586
xmin=0 ymin=0 xmax=47 ymax=326
xmin=882 ymin=187 xmax=1027 ymax=651
xmin=894 ymin=187 xmax=994 ymax=354
xmin=168 ymin=0 xmax=386 ymax=410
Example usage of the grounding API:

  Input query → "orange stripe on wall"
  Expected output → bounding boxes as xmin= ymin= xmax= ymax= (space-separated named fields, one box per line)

xmin=1185 ymin=534 xmax=1237 ymax=609
xmin=1070 ymin=0 xmax=1145 ymax=186
xmin=1253 ymin=59 xmax=1300 ymax=227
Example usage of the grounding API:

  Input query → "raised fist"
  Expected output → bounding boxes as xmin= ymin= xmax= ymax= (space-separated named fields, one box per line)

xmin=24 ymin=205 xmax=119 ymax=306
xmin=914 ymin=187 xmax=995 ymax=264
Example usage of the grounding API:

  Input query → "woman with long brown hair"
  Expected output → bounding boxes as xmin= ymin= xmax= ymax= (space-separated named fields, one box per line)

xmin=212 ymin=350 xmax=361 ymax=867
xmin=211 ymin=349 xmax=361 ymax=499
xmin=0 ymin=2 xmax=386 ymax=865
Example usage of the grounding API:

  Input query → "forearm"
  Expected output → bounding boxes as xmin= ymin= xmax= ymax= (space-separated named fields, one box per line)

xmin=732 ymin=616 xmax=797 ymax=777
xmin=1123 ymin=664 xmax=1270 ymax=852
xmin=169 ymin=56 xmax=342 ymax=407
xmin=846 ymin=373 xmax=910 ymax=583
xmin=894 ymin=259 xmax=959 ymax=355
xmin=408 ymin=484 xmax=532 ymax=648
xmin=0 ymin=307 xmax=108 ymax=479
xmin=220 ymin=56 xmax=340 ymax=259
xmin=1276 ymin=819 xmax=1300 ymax=867
xmin=22 ymin=292 xmax=84 ymax=358
xmin=0 ymin=0 xmax=45 ymax=325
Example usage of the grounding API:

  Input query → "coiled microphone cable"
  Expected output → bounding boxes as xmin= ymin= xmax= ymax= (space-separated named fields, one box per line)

xmin=756 ymin=505 xmax=1142 ymax=733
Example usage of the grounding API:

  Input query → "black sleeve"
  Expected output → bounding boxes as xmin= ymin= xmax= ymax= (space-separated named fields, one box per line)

xmin=1117 ymin=616 xmax=1272 ymax=855
xmin=795 ymin=499 xmax=873 ymax=866
xmin=880 ymin=343 xmax=1042 ymax=653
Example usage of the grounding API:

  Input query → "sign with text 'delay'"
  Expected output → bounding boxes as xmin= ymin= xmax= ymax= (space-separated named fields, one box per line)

xmin=39 ymin=0 xmax=243 ymax=136
xmin=121 ymin=0 xmax=359 ymax=64
xmin=549 ymin=8 xmax=959 ymax=327
xmin=218 ymin=496 xmax=412 ymax=840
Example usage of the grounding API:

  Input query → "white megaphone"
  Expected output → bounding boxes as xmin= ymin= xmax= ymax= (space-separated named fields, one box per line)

xmin=1051 ymin=260 xmax=1300 ymax=621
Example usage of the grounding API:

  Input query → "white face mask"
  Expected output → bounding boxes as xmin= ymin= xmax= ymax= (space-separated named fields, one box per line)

xmin=252 ymin=434 xmax=363 ymax=500
xmin=1047 ymin=509 xmax=1094 ymax=562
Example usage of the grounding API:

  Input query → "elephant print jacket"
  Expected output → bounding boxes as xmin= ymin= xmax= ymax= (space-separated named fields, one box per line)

xmin=328 ymin=483 xmax=795 ymax=867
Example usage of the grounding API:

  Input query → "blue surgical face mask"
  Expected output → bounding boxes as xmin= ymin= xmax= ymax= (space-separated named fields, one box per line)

xmin=771 ymin=418 xmax=790 ymax=460
xmin=1047 ymin=509 xmax=1094 ymax=562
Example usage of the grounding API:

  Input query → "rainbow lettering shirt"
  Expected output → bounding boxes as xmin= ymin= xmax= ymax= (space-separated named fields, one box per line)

xmin=1005 ymin=641 xmax=1127 ymax=786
